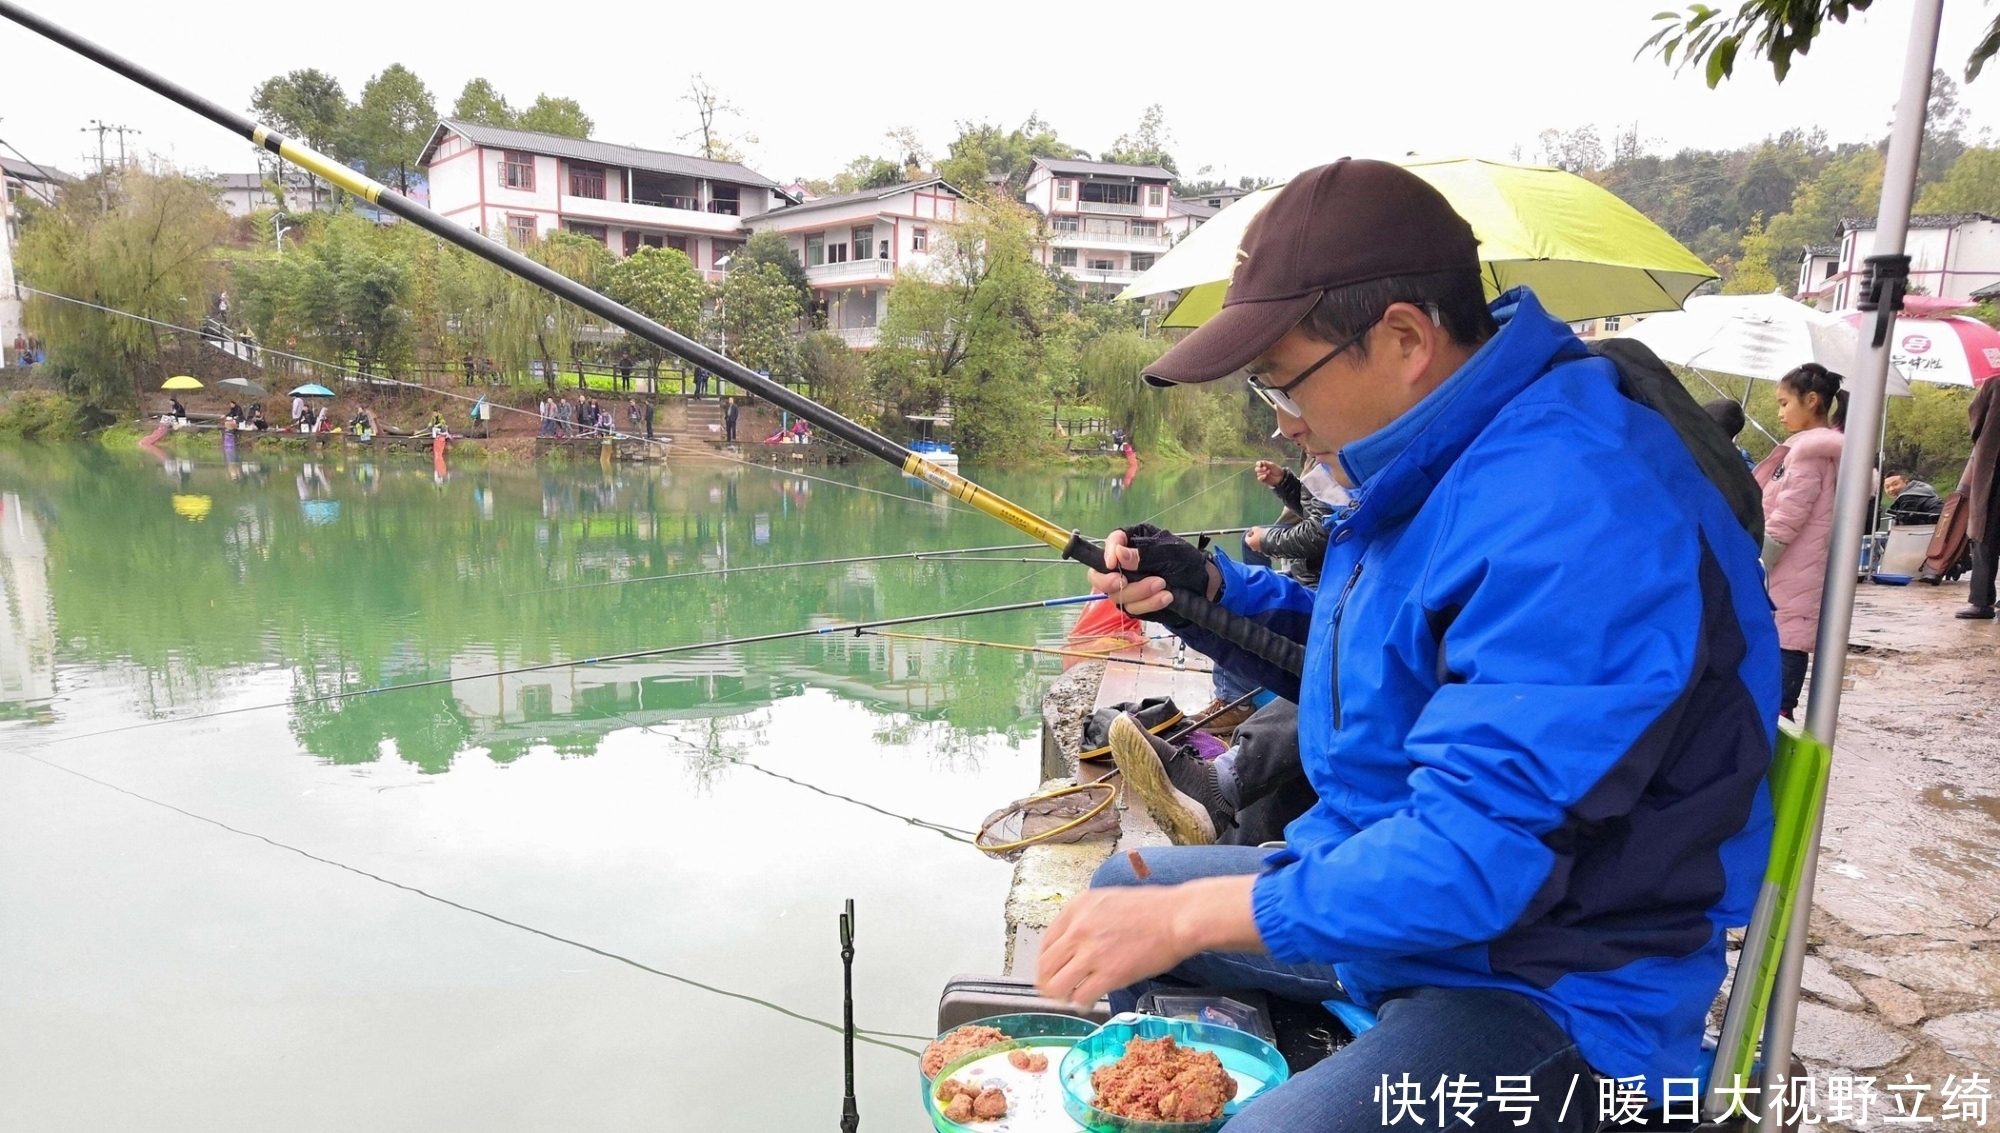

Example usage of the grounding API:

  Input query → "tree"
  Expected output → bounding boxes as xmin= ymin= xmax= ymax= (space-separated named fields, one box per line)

xmin=1103 ymin=104 xmax=1178 ymax=177
xmin=679 ymin=76 xmax=756 ymax=162
xmin=938 ymin=115 xmax=1081 ymax=197
xmin=1536 ymin=126 xmax=1605 ymax=173
xmin=603 ymin=246 xmax=707 ymax=338
xmin=236 ymin=213 xmax=415 ymax=375
xmin=801 ymin=332 xmax=870 ymax=420
xmin=1916 ymin=147 xmax=2000 ymax=214
xmin=1723 ymin=216 xmax=1783 ymax=294
xmin=516 ymin=94 xmax=593 ymax=139
xmin=452 ymin=78 xmax=514 ymax=126
xmin=349 ymin=64 xmax=437 ymax=192
xmin=1644 ymin=2 xmax=2000 ymax=85
xmin=714 ymin=262 xmax=803 ymax=381
xmin=834 ymin=155 xmax=904 ymax=193
xmin=734 ymin=229 xmax=812 ymax=312
xmin=14 ymin=168 xmax=232 ymax=404
xmin=249 ymin=69 xmax=351 ymax=154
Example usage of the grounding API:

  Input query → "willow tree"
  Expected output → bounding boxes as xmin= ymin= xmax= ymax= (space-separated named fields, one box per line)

xmin=475 ymin=230 xmax=614 ymax=388
xmin=14 ymin=168 xmax=232 ymax=405
xmin=235 ymin=213 xmax=415 ymax=377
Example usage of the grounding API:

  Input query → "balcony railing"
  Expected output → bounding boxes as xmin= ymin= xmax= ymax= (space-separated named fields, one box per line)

xmin=835 ymin=326 xmax=880 ymax=348
xmin=632 ymin=194 xmax=699 ymax=211
xmin=807 ymin=258 xmax=895 ymax=283
xmin=1078 ymin=200 xmax=1142 ymax=216
xmin=1052 ymin=229 xmax=1171 ymax=246
xmin=1064 ymin=266 xmax=1142 ymax=285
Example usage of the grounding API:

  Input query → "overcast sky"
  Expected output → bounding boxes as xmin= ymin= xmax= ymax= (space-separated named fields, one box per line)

xmin=3 ymin=1 xmax=1997 ymax=187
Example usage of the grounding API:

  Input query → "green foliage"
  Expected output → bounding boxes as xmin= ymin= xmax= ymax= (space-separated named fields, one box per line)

xmin=1884 ymin=385 xmax=1978 ymax=486
xmin=715 ymin=263 xmax=804 ymax=381
xmin=250 ymin=68 xmax=350 ymax=153
xmin=1724 ymin=216 xmax=1782 ymax=294
xmin=1915 ymin=147 xmax=2000 ymax=215
xmin=877 ymin=198 xmax=1070 ymax=459
xmin=14 ymin=168 xmax=231 ymax=405
xmin=603 ymin=246 xmax=707 ymax=338
xmin=735 ymin=229 xmax=813 ymax=312
xmin=937 ymin=115 xmax=1081 ymax=197
xmin=0 ymin=391 xmax=85 ymax=439
xmin=800 ymin=332 xmax=871 ymax=421
xmin=452 ymin=78 xmax=514 ymax=126
xmin=236 ymin=213 xmax=414 ymax=373
xmin=516 ymin=94 xmax=594 ymax=139
xmin=1102 ymin=104 xmax=1178 ymax=177
xmin=348 ymin=64 xmax=437 ymax=191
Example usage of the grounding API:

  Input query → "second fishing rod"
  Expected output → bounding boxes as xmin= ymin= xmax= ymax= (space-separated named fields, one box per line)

xmin=0 ymin=0 xmax=1305 ymax=679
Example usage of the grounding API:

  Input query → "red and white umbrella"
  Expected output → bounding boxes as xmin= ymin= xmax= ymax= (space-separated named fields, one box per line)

xmin=1840 ymin=314 xmax=2000 ymax=387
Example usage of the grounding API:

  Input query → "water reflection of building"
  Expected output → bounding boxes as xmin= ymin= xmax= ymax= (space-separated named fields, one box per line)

xmin=0 ymin=492 xmax=56 ymax=715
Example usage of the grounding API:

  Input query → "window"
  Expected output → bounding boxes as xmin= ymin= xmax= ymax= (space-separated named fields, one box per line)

xmin=505 ymin=213 xmax=537 ymax=247
xmin=1055 ymin=180 xmax=1073 ymax=201
xmin=879 ymin=237 xmax=891 ymax=260
xmin=827 ymin=239 xmax=849 ymax=264
xmin=1146 ymin=185 xmax=1164 ymax=207
xmin=912 ymin=226 xmax=928 ymax=252
xmin=711 ymin=239 xmax=743 ymax=269
xmin=1053 ymin=247 xmax=1079 ymax=267
xmin=1131 ymin=220 xmax=1158 ymax=238
xmin=1052 ymin=216 xmax=1080 ymax=233
xmin=806 ymin=232 xmax=826 ymax=267
xmin=502 ymin=151 xmax=535 ymax=191
xmin=623 ymin=231 xmax=640 ymax=257
xmin=1130 ymin=253 xmax=1156 ymax=272
xmin=564 ymin=220 xmax=608 ymax=245
xmin=665 ymin=234 xmax=688 ymax=255
xmin=1602 ymin=316 xmax=1622 ymax=332
xmin=569 ymin=164 xmax=607 ymax=199
xmin=851 ymin=225 xmax=873 ymax=261
xmin=1080 ymin=182 xmax=1139 ymax=205
xmin=1087 ymin=258 xmax=1116 ymax=271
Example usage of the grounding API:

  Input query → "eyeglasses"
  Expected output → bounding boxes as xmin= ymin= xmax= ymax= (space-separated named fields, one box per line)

xmin=1245 ymin=316 xmax=1381 ymax=417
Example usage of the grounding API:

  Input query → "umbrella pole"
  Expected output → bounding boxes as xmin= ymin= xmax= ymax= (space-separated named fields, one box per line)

xmin=1759 ymin=0 xmax=1942 ymax=1105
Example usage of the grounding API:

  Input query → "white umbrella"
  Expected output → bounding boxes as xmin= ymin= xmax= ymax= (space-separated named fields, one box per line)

xmin=1621 ymin=292 xmax=1914 ymax=398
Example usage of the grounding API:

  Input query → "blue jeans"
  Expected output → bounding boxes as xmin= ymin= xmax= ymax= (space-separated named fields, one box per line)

xmin=1093 ymin=848 xmax=1603 ymax=1132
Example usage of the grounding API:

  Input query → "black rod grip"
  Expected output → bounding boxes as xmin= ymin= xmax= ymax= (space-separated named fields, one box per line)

xmin=1060 ymin=532 xmax=1305 ymax=676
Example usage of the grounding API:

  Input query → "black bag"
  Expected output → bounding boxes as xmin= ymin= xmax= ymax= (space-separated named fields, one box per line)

xmin=1076 ymin=696 xmax=1185 ymax=763
xmin=1594 ymin=337 xmax=1765 ymax=545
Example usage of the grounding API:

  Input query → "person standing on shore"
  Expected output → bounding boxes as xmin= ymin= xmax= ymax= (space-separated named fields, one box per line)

xmin=643 ymin=398 xmax=655 ymax=441
xmin=723 ymin=397 xmax=739 ymax=443
xmin=1754 ymin=363 xmax=1848 ymax=717
xmin=291 ymin=392 xmax=306 ymax=427
xmin=1958 ymin=375 xmax=2000 ymax=619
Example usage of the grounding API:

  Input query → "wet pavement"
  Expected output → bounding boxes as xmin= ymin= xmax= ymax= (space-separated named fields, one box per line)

xmin=1788 ymin=577 xmax=2000 ymax=1122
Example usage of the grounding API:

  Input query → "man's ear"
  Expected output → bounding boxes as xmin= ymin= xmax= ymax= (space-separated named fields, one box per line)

xmin=1378 ymin=303 xmax=1437 ymax=386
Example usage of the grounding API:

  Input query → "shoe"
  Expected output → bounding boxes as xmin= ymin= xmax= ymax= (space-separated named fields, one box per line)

xmin=1109 ymin=713 xmax=1218 ymax=846
xmin=1956 ymin=605 xmax=1996 ymax=620
xmin=1192 ymin=696 xmax=1257 ymax=739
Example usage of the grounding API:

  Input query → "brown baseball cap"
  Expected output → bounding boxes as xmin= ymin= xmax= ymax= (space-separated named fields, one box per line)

xmin=1143 ymin=159 xmax=1480 ymax=387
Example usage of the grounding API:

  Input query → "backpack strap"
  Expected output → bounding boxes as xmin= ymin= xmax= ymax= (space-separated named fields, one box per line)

xmin=1593 ymin=337 xmax=1765 ymax=545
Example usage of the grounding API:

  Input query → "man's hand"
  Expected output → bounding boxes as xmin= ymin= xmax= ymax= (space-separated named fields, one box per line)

xmin=1087 ymin=528 xmax=1223 ymax=619
xmin=1035 ymin=876 xmax=1263 ymax=1010
xmin=1244 ymin=527 xmax=1266 ymax=553
xmin=1254 ymin=460 xmax=1286 ymax=487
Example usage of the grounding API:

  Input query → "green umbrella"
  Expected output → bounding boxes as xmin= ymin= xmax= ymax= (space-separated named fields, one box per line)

xmin=1127 ymin=158 xmax=1717 ymax=327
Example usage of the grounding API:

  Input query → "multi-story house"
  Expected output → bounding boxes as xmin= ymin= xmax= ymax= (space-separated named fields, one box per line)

xmin=1021 ymin=157 xmax=1176 ymax=291
xmin=1803 ymin=213 xmax=2000 ymax=311
xmin=743 ymin=178 xmax=964 ymax=348
xmin=417 ymin=119 xmax=789 ymax=279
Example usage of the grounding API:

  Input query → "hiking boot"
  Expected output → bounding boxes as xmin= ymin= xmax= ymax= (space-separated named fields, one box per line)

xmin=1193 ymin=696 xmax=1257 ymax=739
xmin=1956 ymin=604 xmax=1996 ymax=620
xmin=1109 ymin=713 xmax=1226 ymax=846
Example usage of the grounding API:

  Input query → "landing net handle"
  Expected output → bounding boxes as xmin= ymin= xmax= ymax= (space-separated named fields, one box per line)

xmin=0 ymin=0 xmax=1303 ymax=676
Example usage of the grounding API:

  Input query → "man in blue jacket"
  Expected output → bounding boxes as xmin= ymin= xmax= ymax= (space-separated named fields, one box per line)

xmin=1035 ymin=160 xmax=1779 ymax=1130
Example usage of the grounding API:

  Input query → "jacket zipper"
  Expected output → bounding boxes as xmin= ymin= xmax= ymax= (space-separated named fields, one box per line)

xmin=1331 ymin=560 xmax=1364 ymax=730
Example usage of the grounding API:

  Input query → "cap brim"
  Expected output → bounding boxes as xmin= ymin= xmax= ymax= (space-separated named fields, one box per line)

xmin=1142 ymin=293 xmax=1318 ymax=387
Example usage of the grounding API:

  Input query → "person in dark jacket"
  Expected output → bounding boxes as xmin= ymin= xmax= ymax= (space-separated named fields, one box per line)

xmin=1961 ymin=376 xmax=2000 ymax=618
xmin=1704 ymin=397 xmax=1756 ymax=469
xmin=723 ymin=397 xmax=739 ymax=442
xmin=1247 ymin=456 xmax=1336 ymax=587
xmin=1038 ymin=161 xmax=1777 ymax=1129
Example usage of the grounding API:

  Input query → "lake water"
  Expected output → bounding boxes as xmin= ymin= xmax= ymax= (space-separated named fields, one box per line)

xmin=0 ymin=441 xmax=1263 ymax=1132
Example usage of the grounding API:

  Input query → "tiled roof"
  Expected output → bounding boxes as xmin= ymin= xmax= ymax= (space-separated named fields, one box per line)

xmin=1033 ymin=157 xmax=1175 ymax=181
xmin=1840 ymin=212 xmax=2000 ymax=231
xmin=749 ymin=179 xmax=960 ymax=223
xmin=417 ymin=119 xmax=778 ymax=189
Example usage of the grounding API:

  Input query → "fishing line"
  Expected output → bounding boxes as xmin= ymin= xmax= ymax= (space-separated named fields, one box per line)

xmin=860 ymin=630 xmax=1213 ymax=672
xmin=515 ymin=528 xmax=1251 ymax=597
xmin=20 ymin=286 xmax=962 ymax=515
xmin=13 ymin=749 xmax=928 ymax=1053
xmin=31 ymin=594 xmax=1105 ymax=749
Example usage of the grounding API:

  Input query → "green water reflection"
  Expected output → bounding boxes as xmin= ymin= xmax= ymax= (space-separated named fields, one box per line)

xmin=0 ymin=442 xmax=1264 ymax=767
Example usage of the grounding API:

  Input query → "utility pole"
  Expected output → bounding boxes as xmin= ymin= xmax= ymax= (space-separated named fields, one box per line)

xmin=112 ymin=123 xmax=140 ymax=168
xmin=80 ymin=119 xmax=135 ymax=210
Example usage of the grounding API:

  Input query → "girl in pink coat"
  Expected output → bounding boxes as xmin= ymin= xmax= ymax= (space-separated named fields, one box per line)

xmin=1754 ymin=363 xmax=1849 ymax=718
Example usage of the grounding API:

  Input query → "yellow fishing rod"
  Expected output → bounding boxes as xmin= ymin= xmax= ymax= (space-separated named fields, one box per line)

xmin=0 ymin=1 xmax=1303 ymax=675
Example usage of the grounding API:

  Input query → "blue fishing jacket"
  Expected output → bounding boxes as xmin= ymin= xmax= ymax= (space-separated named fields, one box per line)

xmin=1179 ymin=290 xmax=1779 ymax=1094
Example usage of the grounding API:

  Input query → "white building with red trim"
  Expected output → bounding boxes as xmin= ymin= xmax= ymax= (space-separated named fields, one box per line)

xmin=743 ymin=178 xmax=965 ymax=348
xmin=417 ymin=119 xmax=789 ymax=280
xmin=1801 ymin=212 xmax=2000 ymax=311
xmin=1021 ymin=157 xmax=1177 ymax=291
